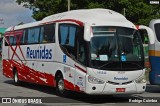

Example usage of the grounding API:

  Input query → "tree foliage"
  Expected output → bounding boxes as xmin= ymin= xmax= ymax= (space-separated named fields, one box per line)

xmin=16 ymin=0 xmax=160 ymax=25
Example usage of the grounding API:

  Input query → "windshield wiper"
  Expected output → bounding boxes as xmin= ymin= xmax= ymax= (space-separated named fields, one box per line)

xmin=97 ymin=61 xmax=143 ymax=70
xmin=128 ymin=62 xmax=144 ymax=69
xmin=98 ymin=61 xmax=116 ymax=69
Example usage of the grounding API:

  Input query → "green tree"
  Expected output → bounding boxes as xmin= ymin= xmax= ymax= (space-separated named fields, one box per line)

xmin=109 ymin=0 xmax=160 ymax=26
xmin=16 ymin=0 xmax=89 ymax=20
xmin=16 ymin=0 xmax=160 ymax=25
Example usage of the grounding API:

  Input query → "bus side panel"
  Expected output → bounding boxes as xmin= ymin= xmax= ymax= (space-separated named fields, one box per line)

xmin=2 ymin=38 xmax=9 ymax=60
xmin=54 ymin=43 xmax=76 ymax=91
xmin=74 ymin=63 xmax=86 ymax=92
xmin=36 ymin=61 xmax=56 ymax=86
xmin=19 ymin=44 xmax=55 ymax=86
xmin=3 ymin=43 xmax=56 ymax=86
xmin=33 ymin=43 xmax=56 ymax=86
xmin=2 ymin=59 xmax=14 ymax=78
xmin=149 ymin=56 xmax=160 ymax=84
xmin=149 ymin=43 xmax=160 ymax=84
xmin=3 ymin=59 xmax=56 ymax=86
xmin=2 ymin=37 xmax=13 ymax=78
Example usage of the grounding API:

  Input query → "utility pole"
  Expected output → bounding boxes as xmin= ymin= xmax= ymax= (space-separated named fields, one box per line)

xmin=123 ymin=8 xmax=126 ymax=17
xmin=0 ymin=18 xmax=4 ymax=24
xmin=68 ymin=0 xmax=70 ymax=11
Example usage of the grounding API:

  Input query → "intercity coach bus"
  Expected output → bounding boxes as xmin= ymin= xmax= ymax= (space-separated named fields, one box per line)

xmin=2 ymin=9 xmax=152 ymax=96
xmin=148 ymin=19 xmax=160 ymax=85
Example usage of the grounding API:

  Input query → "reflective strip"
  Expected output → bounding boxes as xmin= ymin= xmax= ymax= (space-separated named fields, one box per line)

xmin=149 ymin=50 xmax=160 ymax=56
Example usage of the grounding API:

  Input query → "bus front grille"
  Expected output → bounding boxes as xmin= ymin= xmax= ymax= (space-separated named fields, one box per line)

xmin=107 ymin=81 xmax=133 ymax=85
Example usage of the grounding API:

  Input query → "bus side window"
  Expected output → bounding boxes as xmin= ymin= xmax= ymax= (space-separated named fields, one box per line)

xmin=40 ymin=23 xmax=55 ymax=43
xmin=24 ymin=29 xmax=28 ymax=45
xmin=9 ymin=36 xmax=15 ymax=46
xmin=59 ymin=24 xmax=77 ymax=58
xmin=27 ymin=27 xmax=40 ymax=44
xmin=14 ymin=34 xmax=20 ymax=45
xmin=19 ymin=30 xmax=25 ymax=45
xmin=154 ymin=23 xmax=160 ymax=42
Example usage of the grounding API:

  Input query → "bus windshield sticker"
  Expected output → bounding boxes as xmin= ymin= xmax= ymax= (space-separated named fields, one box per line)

xmin=99 ymin=55 xmax=108 ymax=61
xmin=63 ymin=55 xmax=66 ymax=63
xmin=121 ymin=55 xmax=126 ymax=61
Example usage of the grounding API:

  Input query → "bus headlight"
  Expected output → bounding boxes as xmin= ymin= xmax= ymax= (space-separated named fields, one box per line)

xmin=88 ymin=75 xmax=105 ymax=84
xmin=135 ymin=75 xmax=146 ymax=83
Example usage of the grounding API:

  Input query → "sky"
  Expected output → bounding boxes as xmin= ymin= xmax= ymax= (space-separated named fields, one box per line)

xmin=0 ymin=0 xmax=35 ymax=28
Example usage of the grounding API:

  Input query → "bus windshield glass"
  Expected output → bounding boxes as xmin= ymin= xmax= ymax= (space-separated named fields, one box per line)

xmin=90 ymin=26 xmax=144 ymax=71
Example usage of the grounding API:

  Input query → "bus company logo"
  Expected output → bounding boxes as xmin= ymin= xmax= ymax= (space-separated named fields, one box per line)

xmin=114 ymin=77 xmax=128 ymax=80
xmin=26 ymin=46 xmax=52 ymax=59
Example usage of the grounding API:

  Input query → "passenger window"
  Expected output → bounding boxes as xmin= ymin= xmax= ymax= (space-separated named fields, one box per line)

xmin=40 ymin=24 xmax=55 ymax=43
xmin=9 ymin=36 xmax=15 ymax=45
xmin=5 ymin=32 xmax=23 ymax=46
xmin=14 ymin=34 xmax=21 ymax=45
xmin=27 ymin=27 xmax=40 ymax=44
xmin=59 ymin=24 xmax=78 ymax=57
xmin=59 ymin=25 xmax=68 ymax=45
xmin=69 ymin=26 xmax=76 ymax=47
xmin=154 ymin=23 xmax=160 ymax=42
xmin=19 ymin=30 xmax=25 ymax=45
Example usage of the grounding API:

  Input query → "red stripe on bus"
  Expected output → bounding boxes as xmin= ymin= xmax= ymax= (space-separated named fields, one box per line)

xmin=64 ymin=79 xmax=82 ymax=92
xmin=41 ymin=19 xmax=84 ymax=27
xmin=5 ymin=31 xmax=23 ymax=35
xmin=3 ymin=59 xmax=83 ymax=92
xmin=74 ymin=64 xmax=87 ymax=73
xmin=64 ymin=79 xmax=75 ymax=90
xmin=4 ymin=30 xmax=26 ymax=63
xmin=3 ymin=59 xmax=55 ymax=87
xmin=136 ymin=25 xmax=139 ymax=30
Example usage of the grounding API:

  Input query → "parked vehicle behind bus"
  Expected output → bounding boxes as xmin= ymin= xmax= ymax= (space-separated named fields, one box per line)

xmin=2 ymin=9 xmax=152 ymax=96
xmin=148 ymin=19 xmax=160 ymax=85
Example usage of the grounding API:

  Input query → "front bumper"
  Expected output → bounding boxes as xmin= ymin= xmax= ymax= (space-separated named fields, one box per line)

xmin=85 ymin=80 xmax=146 ymax=95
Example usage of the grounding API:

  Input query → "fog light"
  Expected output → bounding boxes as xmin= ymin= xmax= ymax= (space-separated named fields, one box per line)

xmin=143 ymin=86 xmax=145 ymax=89
xmin=92 ymin=86 xmax=96 ymax=90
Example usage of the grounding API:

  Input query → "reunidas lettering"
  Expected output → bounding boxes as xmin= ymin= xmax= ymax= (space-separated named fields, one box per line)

xmin=114 ymin=77 xmax=128 ymax=80
xmin=26 ymin=46 xmax=52 ymax=59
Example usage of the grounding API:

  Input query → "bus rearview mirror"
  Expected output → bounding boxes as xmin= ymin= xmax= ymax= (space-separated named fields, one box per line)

xmin=84 ymin=23 xmax=92 ymax=41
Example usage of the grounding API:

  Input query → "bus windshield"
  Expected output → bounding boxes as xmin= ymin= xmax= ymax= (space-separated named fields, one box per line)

xmin=90 ymin=26 xmax=144 ymax=71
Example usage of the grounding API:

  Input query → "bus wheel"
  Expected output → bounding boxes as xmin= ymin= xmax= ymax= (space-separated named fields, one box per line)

xmin=13 ymin=69 xmax=20 ymax=86
xmin=56 ymin=75 xmax=68 ymax=97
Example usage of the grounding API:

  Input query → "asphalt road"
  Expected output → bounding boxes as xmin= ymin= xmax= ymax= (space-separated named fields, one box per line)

xmin=0 ymin=62 xmax=160 ymax=106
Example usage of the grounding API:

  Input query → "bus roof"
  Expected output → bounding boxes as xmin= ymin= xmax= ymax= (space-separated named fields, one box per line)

xmin=6 ymin=9 xmax=136 ymax=31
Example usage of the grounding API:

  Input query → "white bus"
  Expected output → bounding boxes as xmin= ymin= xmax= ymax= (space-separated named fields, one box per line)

xmin=2 ymin=9 xmax=149 ymax=96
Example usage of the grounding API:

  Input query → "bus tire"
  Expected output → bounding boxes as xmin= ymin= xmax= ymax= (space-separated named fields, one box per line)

xmin=56 ymin=75 xmax=69 ymax=97
xmin=13 ymin=69 xmax=20 ymax=86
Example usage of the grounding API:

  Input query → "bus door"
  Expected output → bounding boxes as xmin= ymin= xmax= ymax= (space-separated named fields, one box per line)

xmin=74 ymin=29 xmax=87 ymax=92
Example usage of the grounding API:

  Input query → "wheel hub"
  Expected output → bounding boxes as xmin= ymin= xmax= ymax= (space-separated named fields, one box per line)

xmin=14 ymin=73 xmax=18 ymax=82
xmin=58 ymin=79 xmax=64 ymax=92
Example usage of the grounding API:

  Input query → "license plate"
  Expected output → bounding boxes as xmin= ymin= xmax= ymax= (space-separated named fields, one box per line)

xmin=116 ymin=88 xmax=125 ymax=92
